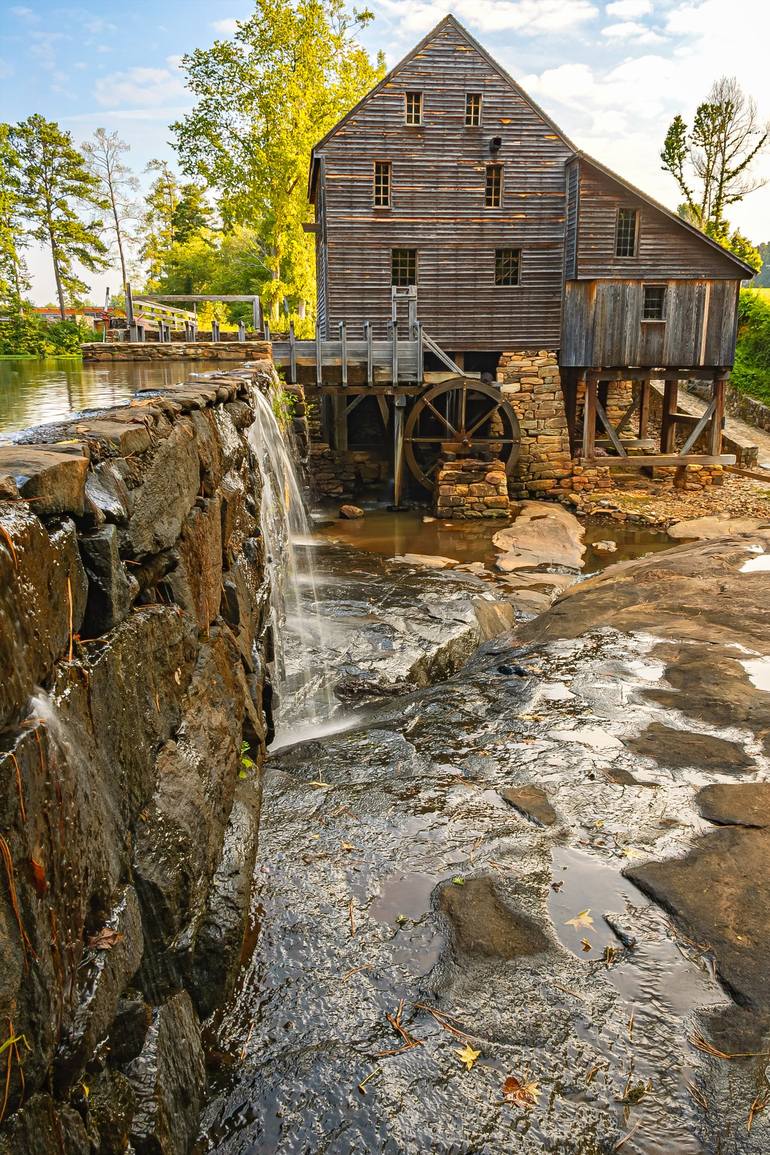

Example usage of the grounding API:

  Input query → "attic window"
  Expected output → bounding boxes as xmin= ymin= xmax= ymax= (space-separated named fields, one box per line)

xmin=495 ymin=248 xmax=520 ymax=286
xmin=373 ymin=161 xmax=391 ymax=208
xmin=392 ymin=248 xmax=416 ymax=286
xmin=465 ymin=93 xmax=482 ymax=126
xmin=616 ymin=207 xmax=639 ymax=257
xmin=485 ymin=164 xmax=503 ymax=208
xmin=405 ymin=92 xmax=422 ymax=126
xmin=642 ymin=284 xmax=666 ymax=321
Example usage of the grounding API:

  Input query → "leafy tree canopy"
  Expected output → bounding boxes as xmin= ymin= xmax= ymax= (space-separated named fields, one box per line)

xmin=172 ymin=0 xmax=385 ymax=318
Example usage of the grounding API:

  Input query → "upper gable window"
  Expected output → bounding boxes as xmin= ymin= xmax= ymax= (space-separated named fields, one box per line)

xmin=405 ymin=92 xmax=422 ymax=126
xmin=465 ymin=93 xmax=482 ymax=127
xmin=485 ymin=165 xmax=503 ymax=208
xmin=373 ymin=161 xmax=391 ymax=208
xmin=616 ymin=208 xmax=639 ymax=258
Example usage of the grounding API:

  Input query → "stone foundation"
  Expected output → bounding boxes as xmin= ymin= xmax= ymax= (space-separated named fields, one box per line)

xmin=0 ymin=362 xmax=283 ymax=1153
xmin=82 ymin=340 xmax=272 ymax=363
xmin=434 ymin=457 xmax=509 ymax=518
xmin=497 ymin=351 xmax=573 ymax=499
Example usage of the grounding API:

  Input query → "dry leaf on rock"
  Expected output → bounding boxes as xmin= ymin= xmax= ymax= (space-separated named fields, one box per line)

xmin=455 ymin=1044 xmax=481 ymax=1071
xmin=502 ymin=1075 xmax=540 ymax=1106
xmin=88 ymin=928 xmax=123 ymax=951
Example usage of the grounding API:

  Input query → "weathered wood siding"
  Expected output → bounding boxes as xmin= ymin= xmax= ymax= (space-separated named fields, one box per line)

xmin=561 ymin=279 xmax=739 ymax=368
xmin=564 ymin=160 xmax=579 ymax=280
xmin=575 ymin=161 xmax=742 ymax=280
xmin=314 ymin=21 xmax=572 ymax=349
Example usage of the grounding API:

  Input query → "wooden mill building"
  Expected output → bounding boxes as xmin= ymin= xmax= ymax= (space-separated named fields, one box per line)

xmin=296 ymin=14 xmax=753 ymax=500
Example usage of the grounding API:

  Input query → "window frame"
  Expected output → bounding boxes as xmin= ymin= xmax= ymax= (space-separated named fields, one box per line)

xmin=373 ymin=160 xmax=391 ymax=209
xmin=494 ymin=248 xmax=521 ymax=287
xmin=404 ymin=91 xmax=423 ymax=127
xmin=485 ymin=164 xmax=503 ymax=209
xmin=391 ymin=247 xmax=417 ymax=288
xmin=465 ymin=92 xmax=482 ymax=127
xmin=641 ymin=283 xmax=667 ymax=322
xmin=615 ymin=206 xmax=640 ymax=259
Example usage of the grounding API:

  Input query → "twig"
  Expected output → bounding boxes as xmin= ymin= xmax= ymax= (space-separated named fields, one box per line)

xmin=748 ymin=1087 xmax=770 ymax=1132
xmin=66 ymin=577 xmax=74 ymax=662
xmin=342 ymin=964 xmax=373 ymax=982
xmin=240 ymin=1022 xmax=255 ymax=1060
xmin=414 ymin=1003 xmax=476 ymax=1042
xmin=690 ymin=1030 xmax=770 ymax=1061
xmin=348 ymin=898 xmax=356 ymax=938
xmin=0 ymin=525 xmax=17 ymax=568
xmin=9 ymin=753 xmax=26 ymax=824
xmin=0 ymin=836 xmax=35 ymax=966
xmin=357 ymin=1069 xmax=381 ymax=1094
xmin=686 ymin=1080 xmax=708 ymax=1111
xmin=613 ymin=1120 xmax=641 ymax=1151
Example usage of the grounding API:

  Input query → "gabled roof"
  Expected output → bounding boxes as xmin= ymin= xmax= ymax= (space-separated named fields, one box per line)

xmin=308 ymin=13 xmax=754 ymax=279
xmin=573 ymin=152 xmax=756 ymax=278
xmin=308 ymin=13 xmax=575 ymax=200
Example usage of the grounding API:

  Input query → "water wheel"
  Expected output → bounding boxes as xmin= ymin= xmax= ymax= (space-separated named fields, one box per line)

xmin=403 ymin=377 xmax=521 ymax=490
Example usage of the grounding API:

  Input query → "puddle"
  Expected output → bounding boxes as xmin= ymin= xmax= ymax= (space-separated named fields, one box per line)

xmin=368 ymin=871 xmax=438 ymax=923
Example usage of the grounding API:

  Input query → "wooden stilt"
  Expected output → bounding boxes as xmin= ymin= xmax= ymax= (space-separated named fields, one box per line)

xmin=392 ymin=395 xmax=406 ymax=508
xmin=582 ymin=377 xmax=597 ymax=459
xmin=709 ymin=374 xmax=726 ymax=456
xmin=332 ymin=394 xmax=348 ymax=451
xmin=661 ymin=379 xmax=679 ymax=453
xmin=638 ymin=379 xmax=651 ymax=438
xmin=288 ymin=321 xmax=297 ymax=383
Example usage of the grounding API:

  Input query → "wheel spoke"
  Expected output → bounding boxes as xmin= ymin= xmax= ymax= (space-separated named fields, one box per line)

xmin=459 ymin=383 xmax=468 ymax=436
xmin=466 ymin=401 xmax=503 ymax=439
xmin=405 ymin=436 xmax=452 ymax=444
xmin=423 ymin=398 xmax=458 ymax=438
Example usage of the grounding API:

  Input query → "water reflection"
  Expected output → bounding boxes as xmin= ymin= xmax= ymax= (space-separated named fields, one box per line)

xmin=0 ymin=357 xmax=228 ymax=436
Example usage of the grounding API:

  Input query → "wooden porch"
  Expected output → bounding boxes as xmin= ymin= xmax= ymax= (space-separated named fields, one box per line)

xmin=567 ymin=368 xmax=737 ymax=469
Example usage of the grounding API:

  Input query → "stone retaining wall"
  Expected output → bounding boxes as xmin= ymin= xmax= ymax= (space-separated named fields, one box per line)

xmin=689 ymin=378 xmax=770 ymax=436
xmin=0 ymin=362 xmax=282 ymax=1153
xmin=434 ymin=457 xmax=509 ymax=518
xmin=82 ymin=340 xmax=272 ymax=363
xmin=497 ymin=351 xmax=574 ymax=499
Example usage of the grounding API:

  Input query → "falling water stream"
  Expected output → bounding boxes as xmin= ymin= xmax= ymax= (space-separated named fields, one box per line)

xmin=246 ymin=387 xmax=335 ymax=743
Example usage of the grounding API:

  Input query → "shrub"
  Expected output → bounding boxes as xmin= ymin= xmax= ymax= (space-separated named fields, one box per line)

xmin=732 ymin=290 xmax=770 ymax=406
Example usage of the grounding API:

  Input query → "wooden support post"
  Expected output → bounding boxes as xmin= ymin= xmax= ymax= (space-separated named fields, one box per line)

xmin=709 ymin=374 xmax=727 ymax=456
xmin=364 ymin=321 xmax=373 ymax=386
xmin=391 ymin=395 xmax=407 ymax=509
xmin=253 ymin=297 xmax=261 ymax=334
xmin=315 ymin=322 xmax=323 ymax=387
xmin=238 ymin=321 xmax=246 ymax=343
xmin=582 ymin=377 xmax=597 ymax=459
xmin=416 ymin=322 xmax=424 ymax=386
xmin=211 ymin=319 xmax=220 ymax=343
xmin=332 ymin=394 xmax=348 ymax=451
xmin=391 ymin=319 xmax=399 ymax=384
xmin=288 ymin=320 xmax=297 ymax=384
xmin=661 ymin=379 xmax=679 ymax=453
xmin=264 ymin=318 xmax=271 ymax=342
xmin=638 ymin=379 xmax=651 ymax=438
xmin=339 ymin=320 xmax=347 ymax=387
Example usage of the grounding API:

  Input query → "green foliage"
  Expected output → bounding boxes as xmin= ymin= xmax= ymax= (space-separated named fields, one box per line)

xmin=752 ymin=241 xmax=770 ymax=287
xmin=0 ymin=313 xmax=91 ymax=355
xmin=0 ymin=123 xmax=29 ymax=310
xmin=662 ymin=77 xmax=767 ymax=267
xmin=271 ymin=385 xmax=296 ymax=429
xmin=732 ymin=289 xmax=770 ymax=404
xmin=140 ymin=161 xmax=213 ymax=289
xmin=12 ymin=115 xmax=110 ymax=319
xmin=173 ymin=0 xmax=385 ymax=319
xmin=239 ymin=740 xmax=257 ymax=779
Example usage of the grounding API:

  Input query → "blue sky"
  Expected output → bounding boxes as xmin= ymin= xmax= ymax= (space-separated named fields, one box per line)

xmin=2 ymin=0 xmax=769 ymax=302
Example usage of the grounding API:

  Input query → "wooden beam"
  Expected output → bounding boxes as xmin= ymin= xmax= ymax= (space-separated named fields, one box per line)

xmin=638 ymin=379 xmax=650 ymax=438
xmin=594 ymin=392 xmax=628 ymax=456
xmin=315 ymin=323 xmax=322 ymax=387
xmin=709 ymin=375 xmax=727 ymax=456
xmin=596 ymin=438 xmax=656 ymax=450
xmin=391 ymin=320 xmax=399 ymax=384
xmin=679 ymin=398 xmax=716 ymax=456
xmin=364 ymin=322 xmax=373 ymax=386
xmin=339 ymin=320 xmax=347 ymax=387
xmin=725 ymin=464 xmax=770 ymax=482
xmin=660 ymin=379 xmax=679 ymax=453
xmin=416 ymin=322 xmax=423 ymax=386
xmin=582 ymin=378 xmax=597 ymax=460
xmin=332 ymin=394 xmax=348 ymax=451
xmin=585 ymin=453 xmax=736 ymax=468
xmin=288 ymin=320 xmax=297 ymax=384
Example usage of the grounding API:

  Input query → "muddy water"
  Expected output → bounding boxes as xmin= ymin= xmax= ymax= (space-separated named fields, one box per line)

xmin=199 ymin=532 xmax=765 ymax=1155
xmin=315 ymin=507 xmax=675 ymax=574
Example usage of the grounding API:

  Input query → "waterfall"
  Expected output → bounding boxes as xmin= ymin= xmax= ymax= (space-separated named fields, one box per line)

xmin=246 ymin=387 xmax=335 ymax=742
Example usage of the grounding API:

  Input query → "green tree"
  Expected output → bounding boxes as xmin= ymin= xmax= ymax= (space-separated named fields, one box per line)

xmin=661 ymin=77 xmax=768 ymax=268
xmin=752 ymin=241 xmax=770 ymax=287
xmin=81 ymin=127 xmax=140 ymax=292
xmin=173 ymin=0 xmax=385 ymax=320
xmin=141 ymin=159 xmax=182 ymax=287
xmin=0 ymin=123 xmax=29 ymax=310
xmin=173 ymin=182 xmax=214 ymax=243
xmin=12 ymin=114 xmax=109 ymax=320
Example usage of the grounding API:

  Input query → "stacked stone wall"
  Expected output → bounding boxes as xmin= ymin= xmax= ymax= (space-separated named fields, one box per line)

xmin=496 ymin=351 xmax=574 ymax=499
xmin=434 ymin=458 xmax=509 ymax=518
xmin=0 ymin=360 xmax=284 ymax=1154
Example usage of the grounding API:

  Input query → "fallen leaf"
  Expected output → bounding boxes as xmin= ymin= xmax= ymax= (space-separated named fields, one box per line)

xmin=621 ymin=847 xmax=646 ymax=860
xmin=580 ymin=937 xmax=592 ymax=952
xmin=565 ymin=909 xmax=595 ymax=931
xmin=503 ymin=1075 xmax=540 ymax=1106
xmin=455 ymin=1043 xmax=481 ymax=1071
xmin=88 ymin=928 xmax=123 ymax=951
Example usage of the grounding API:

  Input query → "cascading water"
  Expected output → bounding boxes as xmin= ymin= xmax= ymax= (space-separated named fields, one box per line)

xmin=246 ymin=386 xmax=335 ymax=742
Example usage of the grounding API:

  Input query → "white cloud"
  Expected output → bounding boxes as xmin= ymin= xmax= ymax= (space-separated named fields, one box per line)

xmin=601 ymin=19 xmax=664 ymax=41
xmin=606 ymin=0 xmax=652 ymax=16
xmin=9 ymin=5 xmax=36 ymax=19
xmin=380 ymin=0 xmax=599 ymax=38
xmin=93 ymin=64 xmax=187 ymax=109
xmin=211 ymin=17 xmax=240 ymax=35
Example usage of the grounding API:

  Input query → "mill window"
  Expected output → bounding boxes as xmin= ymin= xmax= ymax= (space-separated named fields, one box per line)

xmin=495 ymin=248 xmax=520 ymax=286
xmin=465 ymin=93 xmax=482 ymax=126
xmin=392 ymin=248 xmax=417 ymax=286
xmin=642 ymin=284 xmax=666 ymax=321
xmin=485 ymin=164 xmax=503 ymax=208
xmin=616 ymin=207 xmax=639 ymax=257
xmin=373 ymin=161 xmax=391 ymax=208
xmin=405 ymin=92 xmax=422 ymax=126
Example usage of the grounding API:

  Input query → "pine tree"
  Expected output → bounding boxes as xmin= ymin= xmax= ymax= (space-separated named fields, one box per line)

xmin=12 ymin=114 xmax=109 ymax=319
xmin=0 ymin=123 xmax=29 ymax=310
xmin=81 ymin=127 xmax=140 ymax=292
xmin=141 ymin=160 xmax=182 ymax=288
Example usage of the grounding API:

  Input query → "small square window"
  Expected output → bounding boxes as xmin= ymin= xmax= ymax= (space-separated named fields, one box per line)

xmin=392 ymin=248 xmax=416 ymax=287
xmin=465 ymin=93 xmax=482 ymax=127
xmin=405 ymin=92 xmax=422 ymax=126
xmin=642 ymin=284 xmax=666 ymax=320
xmin=616 ymin=207 xmax=639 ymax=257
xmin=495 ymin=249 xmax=520 ymax=286
xmin=485 ymin=164 xmax=503 ymax=208
xmin=374 ymin=161 xmax=391 ymax=208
